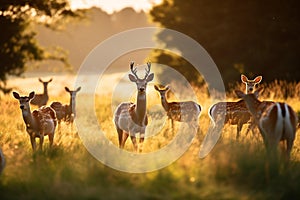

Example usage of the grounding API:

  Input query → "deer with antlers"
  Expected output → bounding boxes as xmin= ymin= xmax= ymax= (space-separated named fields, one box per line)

xmin=154 ymin=84 xmax=201 ymax=131
xmin=13 ymin=91 xmax=57 ymax=151
xmin=114 ymin=61 xmax=154 ymax=153
xmin=235 ymin=89 xmax=297 ymax=160
xmin=50 ymin=87 xmax=81 ymax=127
xmin=30 ymin=78 xmax=52 ymax=107
xmin=208 ymin=74 xmax=262 ymax=140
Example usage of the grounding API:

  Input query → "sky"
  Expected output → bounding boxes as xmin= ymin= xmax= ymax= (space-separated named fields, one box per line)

xmin=70 ymin=0 xmax=162 ymax=14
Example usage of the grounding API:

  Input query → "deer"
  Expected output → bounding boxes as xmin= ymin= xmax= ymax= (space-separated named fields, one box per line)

xmin=0 ymin=148 xmax=5 ymax=175
xmin=154 ymin=84 xmax=201 ymax=131
xmin=30 ymin=78 xmax=52 ymax=107
xmin=114 ymin=61 xmax=154 ymax=153
xmin=208 ymin=74 xmax=262 ymax=140
xmin=235 ymin=89 xmax=297 ymax=161
xmin=13 ymin=91 xmax=57 ymax=151
xmin=50 ymin=87 xmax=81 ymax=128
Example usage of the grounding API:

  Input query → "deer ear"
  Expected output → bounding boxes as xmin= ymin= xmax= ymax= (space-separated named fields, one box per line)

xmin=154 ymin=85 xmax=159 ymax=91
xmin=65 ymin=87 xmax=70 ymax=92
xmin=241 ymin=74 xmax=248 ymax=83
xmin=76 ymin=87 xmax=81 ymax=92
xmin=146 ymin=73 xmax=154 ymax=82
xmin=38 ymin=78 xmax=43 ymax=83
xmin=254 ymin=76 xmax=262 ymax=84
xmin=12 ymin=92 xmax=20 ymax=99
xmin=165 ymin=85 xmax=170 ymax=91
xmin=128 ymin=74 xmax=137 ymax=82
xmin=48 ymin=78 xmax=53 ymax=82
xmin=29 ymin=92 xmax=35 ymax=99
xmin=235 ymin=90 xmax=245 ymax=98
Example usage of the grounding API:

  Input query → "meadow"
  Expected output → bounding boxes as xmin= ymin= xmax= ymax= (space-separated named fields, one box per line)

xmin=0 ymin=76 xmax=300 ymax=200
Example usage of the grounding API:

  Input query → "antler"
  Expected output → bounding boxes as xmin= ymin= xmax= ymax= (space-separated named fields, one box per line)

xmin=130 ymin=61 xmax=139 ymax=79
xmin=144 ymin=62 xmax=151 ymax=79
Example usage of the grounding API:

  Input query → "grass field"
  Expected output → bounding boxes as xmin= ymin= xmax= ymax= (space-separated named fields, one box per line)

xmin=0 ymin=76 xmax=300 ymax=199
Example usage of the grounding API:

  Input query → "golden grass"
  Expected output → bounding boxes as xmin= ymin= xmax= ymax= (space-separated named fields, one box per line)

xmin=0 ymin=76 xmax=300 ymax=199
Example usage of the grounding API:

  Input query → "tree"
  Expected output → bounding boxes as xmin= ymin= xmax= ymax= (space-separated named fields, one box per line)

xmin=149 ymin=0 xmax=300 ymax=87
xmin=0 ymin=0 xmax=80 ymax=92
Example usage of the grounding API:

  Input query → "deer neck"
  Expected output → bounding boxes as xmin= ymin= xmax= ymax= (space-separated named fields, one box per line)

xmin=69 ymin=96 xmax=76 ymax=115
xmin=135 ymin=92 xmax=147 ymax=125
xmin=21 ymin=107 xmax=37 ymax=130
xmin=160 ymin=94 xmax=169 ymax=111
xmin=43 ymin=85 xmax=48 ymax=96
xmin=244 ymin=98 xmax=262 ymax=120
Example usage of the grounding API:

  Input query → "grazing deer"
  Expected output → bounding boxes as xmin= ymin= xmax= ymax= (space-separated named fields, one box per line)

xmin=235 ymin=89 xmax=297 ymax=160
xmin=0 ymin=148 xmax=5 ymax=175
xmin=208 ymin=74 xmax=262 ymax=140
xmin=13 ymin=91 xmax=57 ymax=151
xmin=114 ymin=61 xmax=154 ymax=153
xmin=30 ymin=78 xmax=52 ymax=107
xmin=154 ymin=84 xmax=201 ymax=130
xmin=50 ymin=87 xmax=81 ymax=126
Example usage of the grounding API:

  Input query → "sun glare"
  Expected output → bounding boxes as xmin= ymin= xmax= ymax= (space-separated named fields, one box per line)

xmin=70 ymin=0 xmax=162 ymax=13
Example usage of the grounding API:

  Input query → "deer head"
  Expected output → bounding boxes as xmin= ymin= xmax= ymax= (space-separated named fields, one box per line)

xmin=154 ymin=85 xmax=170 ymax=99
xmin=65 ymin=86 xmax=81 ymax=101
xmin=39 ymin=78 xmax=52 ymax=87
xmin=13 ymin=91 xmax=35 ymax=111
xmin=241 ymin=74 xmax=262 ymax=93
xmin=128 ymin=62 xmax=154 ymax=94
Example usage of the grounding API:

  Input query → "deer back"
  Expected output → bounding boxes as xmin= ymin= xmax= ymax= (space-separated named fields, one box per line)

xmin=30 ymin=94 xmax=48 ymax=107
xmin=260 ymin=102 xmax=297 ymax=136
xmin=167 ymin=101 xmax=200 ymax=121
xmin=209 ymin=100 xmax=251 ymax=125
xmin=35 ymin=106 xmax=57 ymax=134
xmin=50 ymin=102 xmax=66 ymax=121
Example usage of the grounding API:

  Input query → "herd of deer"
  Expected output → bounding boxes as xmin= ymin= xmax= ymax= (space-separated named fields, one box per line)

xmin=113 ymin=61 xmax=298 ymax=161
xmin=0 ymin=61 xmax=298 ymax=175
xmin=12 ymin=79 xmax=81 ymax=151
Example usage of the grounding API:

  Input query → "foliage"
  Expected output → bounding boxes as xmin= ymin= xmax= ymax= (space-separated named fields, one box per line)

xmin=0 ymin=0 xmax=81 ymax=91
xmin=149 ymin=0 xmax=300 ymax=88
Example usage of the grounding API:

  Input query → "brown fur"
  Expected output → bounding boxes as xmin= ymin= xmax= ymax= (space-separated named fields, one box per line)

xmin=13 ymin=91 xmax=57 ymax=151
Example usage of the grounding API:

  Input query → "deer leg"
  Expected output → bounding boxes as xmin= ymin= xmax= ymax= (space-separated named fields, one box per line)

xmin=58 ymin=121 xmax=61 ymax=133
xmin=285 ymin=138 xmax=294 ymax=162
xmin=121 ymin=132 xmax=129 ymax=149
xmin=39 ymin=135 xmax=44 ymax=150
xmin=30 ymin=136 xmax=36 ymax=151
xmin=247 ymin=121 xmax=258 ymax=139
xmin=130 ymin=135 xmax=138 ymax=152
xmin=48 ymin=133 xmax=54 ymax=148
xmin=116 ymin=127 xmax=123 ymax=148
xmin=138 ymin=133 xmax=145 ymax=153
xmin=244 ymin=123 xmax=251 ymax=136
xmin=171 ymin=119 xmax=175 ymax=135
xmin=236 ymin=123 xmax=243 ymax=140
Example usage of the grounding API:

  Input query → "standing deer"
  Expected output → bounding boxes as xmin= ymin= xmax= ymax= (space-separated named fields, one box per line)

xmin=154 ymin=84 xmax=201 ymax=131
xmin=30 ymin=78 xmax=52 ymax=107
xmin=235 ymin=89 xmax=297 ymax=160
xmin=13 ymin=91 xmax=57 ymax=151
xmin=208 ymin=74 xmax=262 ymax=139
xmin=0 ymin=148 xmax=5 ymax=175
xmin=50 ymin=86 xmax=81 ymax=127
xmin=114 ymin=61 xmax=154 ymax=153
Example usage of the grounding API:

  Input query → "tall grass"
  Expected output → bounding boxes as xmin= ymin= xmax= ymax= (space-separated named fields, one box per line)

xmin=0 ymin=79 xmax=300 ymax=199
